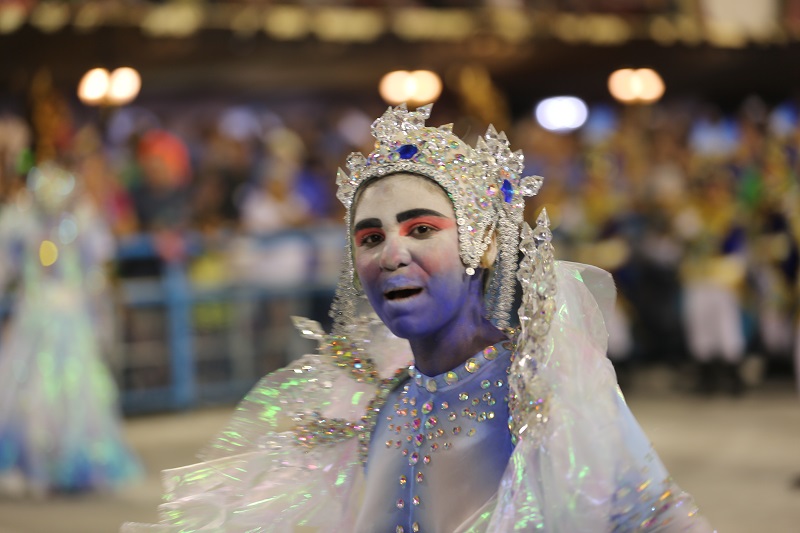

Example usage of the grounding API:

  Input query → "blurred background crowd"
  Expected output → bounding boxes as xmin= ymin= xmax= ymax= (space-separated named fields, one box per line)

xmin=0 ymin=0 xmax=799 ymax=531
xmin=0 ymin=0 xmax=798 ymax=417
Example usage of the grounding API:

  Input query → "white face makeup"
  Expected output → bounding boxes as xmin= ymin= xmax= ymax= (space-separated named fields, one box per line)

xmin=352 ymin=173 xmax=479 ymax=340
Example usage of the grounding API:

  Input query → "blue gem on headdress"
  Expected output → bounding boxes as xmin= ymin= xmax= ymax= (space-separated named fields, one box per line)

xmin=397 ymin=144 xmax=419 ymax=159
xmin=501 ymin=179 xmax=514 ymax=203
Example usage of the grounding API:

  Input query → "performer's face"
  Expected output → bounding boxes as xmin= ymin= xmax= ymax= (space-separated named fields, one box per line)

xmin=353 ymin=173 xmax=476 ymax=340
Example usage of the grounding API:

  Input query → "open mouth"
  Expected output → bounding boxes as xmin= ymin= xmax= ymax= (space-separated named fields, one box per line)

xmin=384 ymin=288 xmax=423 ymax=300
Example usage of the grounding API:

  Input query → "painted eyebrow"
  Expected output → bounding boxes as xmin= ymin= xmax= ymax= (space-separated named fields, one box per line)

xmin=353 ymin=218 xmax=382 ymax=233
xmin=396 ymin=208 xmax=448 ymax=223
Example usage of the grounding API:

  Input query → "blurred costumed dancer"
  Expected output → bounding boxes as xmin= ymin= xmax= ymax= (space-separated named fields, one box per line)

xmin=124 ymin=105 xmax=712 ymax=532
xmin=0 ymin=163 xmax=140 ymax=496
xmin=676 ymin=175 xmax=748 ymax=395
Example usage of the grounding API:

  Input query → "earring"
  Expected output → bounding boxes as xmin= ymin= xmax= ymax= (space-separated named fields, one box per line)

xmin=466 ymin=267 xmax=476 ymax=276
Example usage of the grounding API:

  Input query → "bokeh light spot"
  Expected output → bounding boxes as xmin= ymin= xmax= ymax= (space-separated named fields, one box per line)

xmin=39 ymin=240 xmax=59 ymax=266
xmin=608 ymin=68 xmax=665 ymax=104
xmin=535 ymin=96 xmax=589 ymax=132
xmin=107 ymin=67 xmax=142 ymax=106
xmin=77 ymin=68 xmax=110 ymax=105
xmin=58 ymin=216 xmax=78 ymax=244
xmin=379 ymin=70 xmax=442 ymax=106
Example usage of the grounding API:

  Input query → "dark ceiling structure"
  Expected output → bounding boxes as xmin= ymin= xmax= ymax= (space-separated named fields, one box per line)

xmin=2 ymin=4 xmax=799 ymax=114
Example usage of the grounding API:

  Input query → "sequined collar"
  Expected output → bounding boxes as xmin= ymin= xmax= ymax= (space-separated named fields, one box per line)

xmin=409 ymin=339 xmax=514 ymax=393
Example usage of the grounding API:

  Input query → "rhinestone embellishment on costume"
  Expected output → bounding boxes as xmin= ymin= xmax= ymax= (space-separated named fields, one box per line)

xmin=397 ymin=144 xmax=419 ymax=159
xmin=410 ymin=343 xmax=502 ymax=390
xmin=376 ymin=344 xmax=515 ymax=533
xmin=388 ymin=341 xmax=513 ymax=480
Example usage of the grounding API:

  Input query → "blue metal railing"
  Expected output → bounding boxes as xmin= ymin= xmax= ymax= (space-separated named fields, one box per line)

xmin=113 ymin=227 xmax=343 ymax=413
xmin=0 ymin=226 xmax=344 ymax=413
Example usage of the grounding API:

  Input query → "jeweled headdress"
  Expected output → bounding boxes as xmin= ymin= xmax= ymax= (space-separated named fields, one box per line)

xmin=331 ymin=103 xmax=543 ymax=332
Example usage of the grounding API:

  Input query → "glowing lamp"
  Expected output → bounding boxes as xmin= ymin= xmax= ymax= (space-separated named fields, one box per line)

xmin=608 ymin=68 xmax=665 ymax=105
xmin=77 ymin=68 xmax=110 ymax=105
xmin=534 ymin=96 xmax=589 ymax=133
xmin=379 ymin=70 xmax=442 ymax=106
xmin=107 ymin=68 xmax=142 ymax=106
xmin=78 ymin=67 xmax=141 ymax=106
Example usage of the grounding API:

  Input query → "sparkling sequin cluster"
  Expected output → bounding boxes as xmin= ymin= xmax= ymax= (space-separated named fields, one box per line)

xmin=358 ymin=368 xmax=411 ymax=464
xmin=294 ymin=411 xmax=362 ymax=448
xmin=293 ymin=315 xmax=384 ymax=385
xmin=291 ymin=316 xmax=410 ymax=457
xmin=508 ymin=210 xmax=557 ymax=444
xmin=325 ymin=336 xmax=379 ymax=384
xmin=385 ymin=370 xmax=508 ymax=468
xmin=395 ymin=522 xmax=420 ymax=533
xmin=290 ymin=366 xmax=408 ymax=456
xmin=386 ymin=345 xmax=513 ymax=533
xmin=410 ymin=343 xmax=503 ymax=392
xmin=329 ymin=104 xmax=544 ymax=333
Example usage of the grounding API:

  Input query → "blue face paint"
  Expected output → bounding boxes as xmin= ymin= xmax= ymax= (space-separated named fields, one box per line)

xmin=352 ymin=174 xmax=486 ymax=341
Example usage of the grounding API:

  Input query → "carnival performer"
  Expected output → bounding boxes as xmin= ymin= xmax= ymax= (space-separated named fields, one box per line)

xmin=123 ymin=105 xmax=712 ymax=532
xmin=0 ymin=162 xmax=140 ymax=496
xmin=675 ymin=172 xmax=747 ymax=395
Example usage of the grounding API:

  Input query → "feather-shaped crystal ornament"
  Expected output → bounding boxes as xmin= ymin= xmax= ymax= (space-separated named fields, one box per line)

xmin=291 ymin=316 xmax=326 ymax=342
xmin=508 ymin=208 xmax=557 ymax=444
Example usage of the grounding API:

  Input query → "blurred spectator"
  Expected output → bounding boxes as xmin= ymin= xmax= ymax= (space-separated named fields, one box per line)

xmin=129 ymin=129 xmax=192 ymax=233
xmin=192 ymin=115 xmax=260 ymax=233
xmin=72 ymin=125 xmax=138 ymax=238
xmin=126 ymin=129 xmax=192 ymax=268
xmin=0 ymin=114 xmax=31 ymax=205
xmin=746 ymin=136 xmax=800 ymax=361
xmin=676 ymin=170 xmax=748 ymax=395
xmin=4 ymin=89 xmax=800 ymax=396
xmin=240 ymin=127 xmax=311 ymax=234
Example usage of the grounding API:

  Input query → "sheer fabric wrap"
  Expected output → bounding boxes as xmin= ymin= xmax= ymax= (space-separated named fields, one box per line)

xmin=122 ymin=261 xmax=711 ymax=533
xmin=466 ymin=262 xmax=710 ymax=532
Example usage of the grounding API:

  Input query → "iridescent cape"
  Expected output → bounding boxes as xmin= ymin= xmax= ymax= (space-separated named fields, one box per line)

xmin=0 ymin=187 xmax=140 ymax=494
xmin=122 ymin=254 xmax=713 ymax=532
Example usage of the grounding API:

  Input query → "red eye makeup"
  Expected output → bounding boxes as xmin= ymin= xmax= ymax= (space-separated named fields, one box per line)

xmin=355 ymin=228 xmax=384 ymax=246
xmin=399 ymin=216 xmax=454 ymax=236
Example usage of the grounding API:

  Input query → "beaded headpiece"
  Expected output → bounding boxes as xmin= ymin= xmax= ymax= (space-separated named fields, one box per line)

xmin=331 ymin=103 xmax=543 ymax=332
